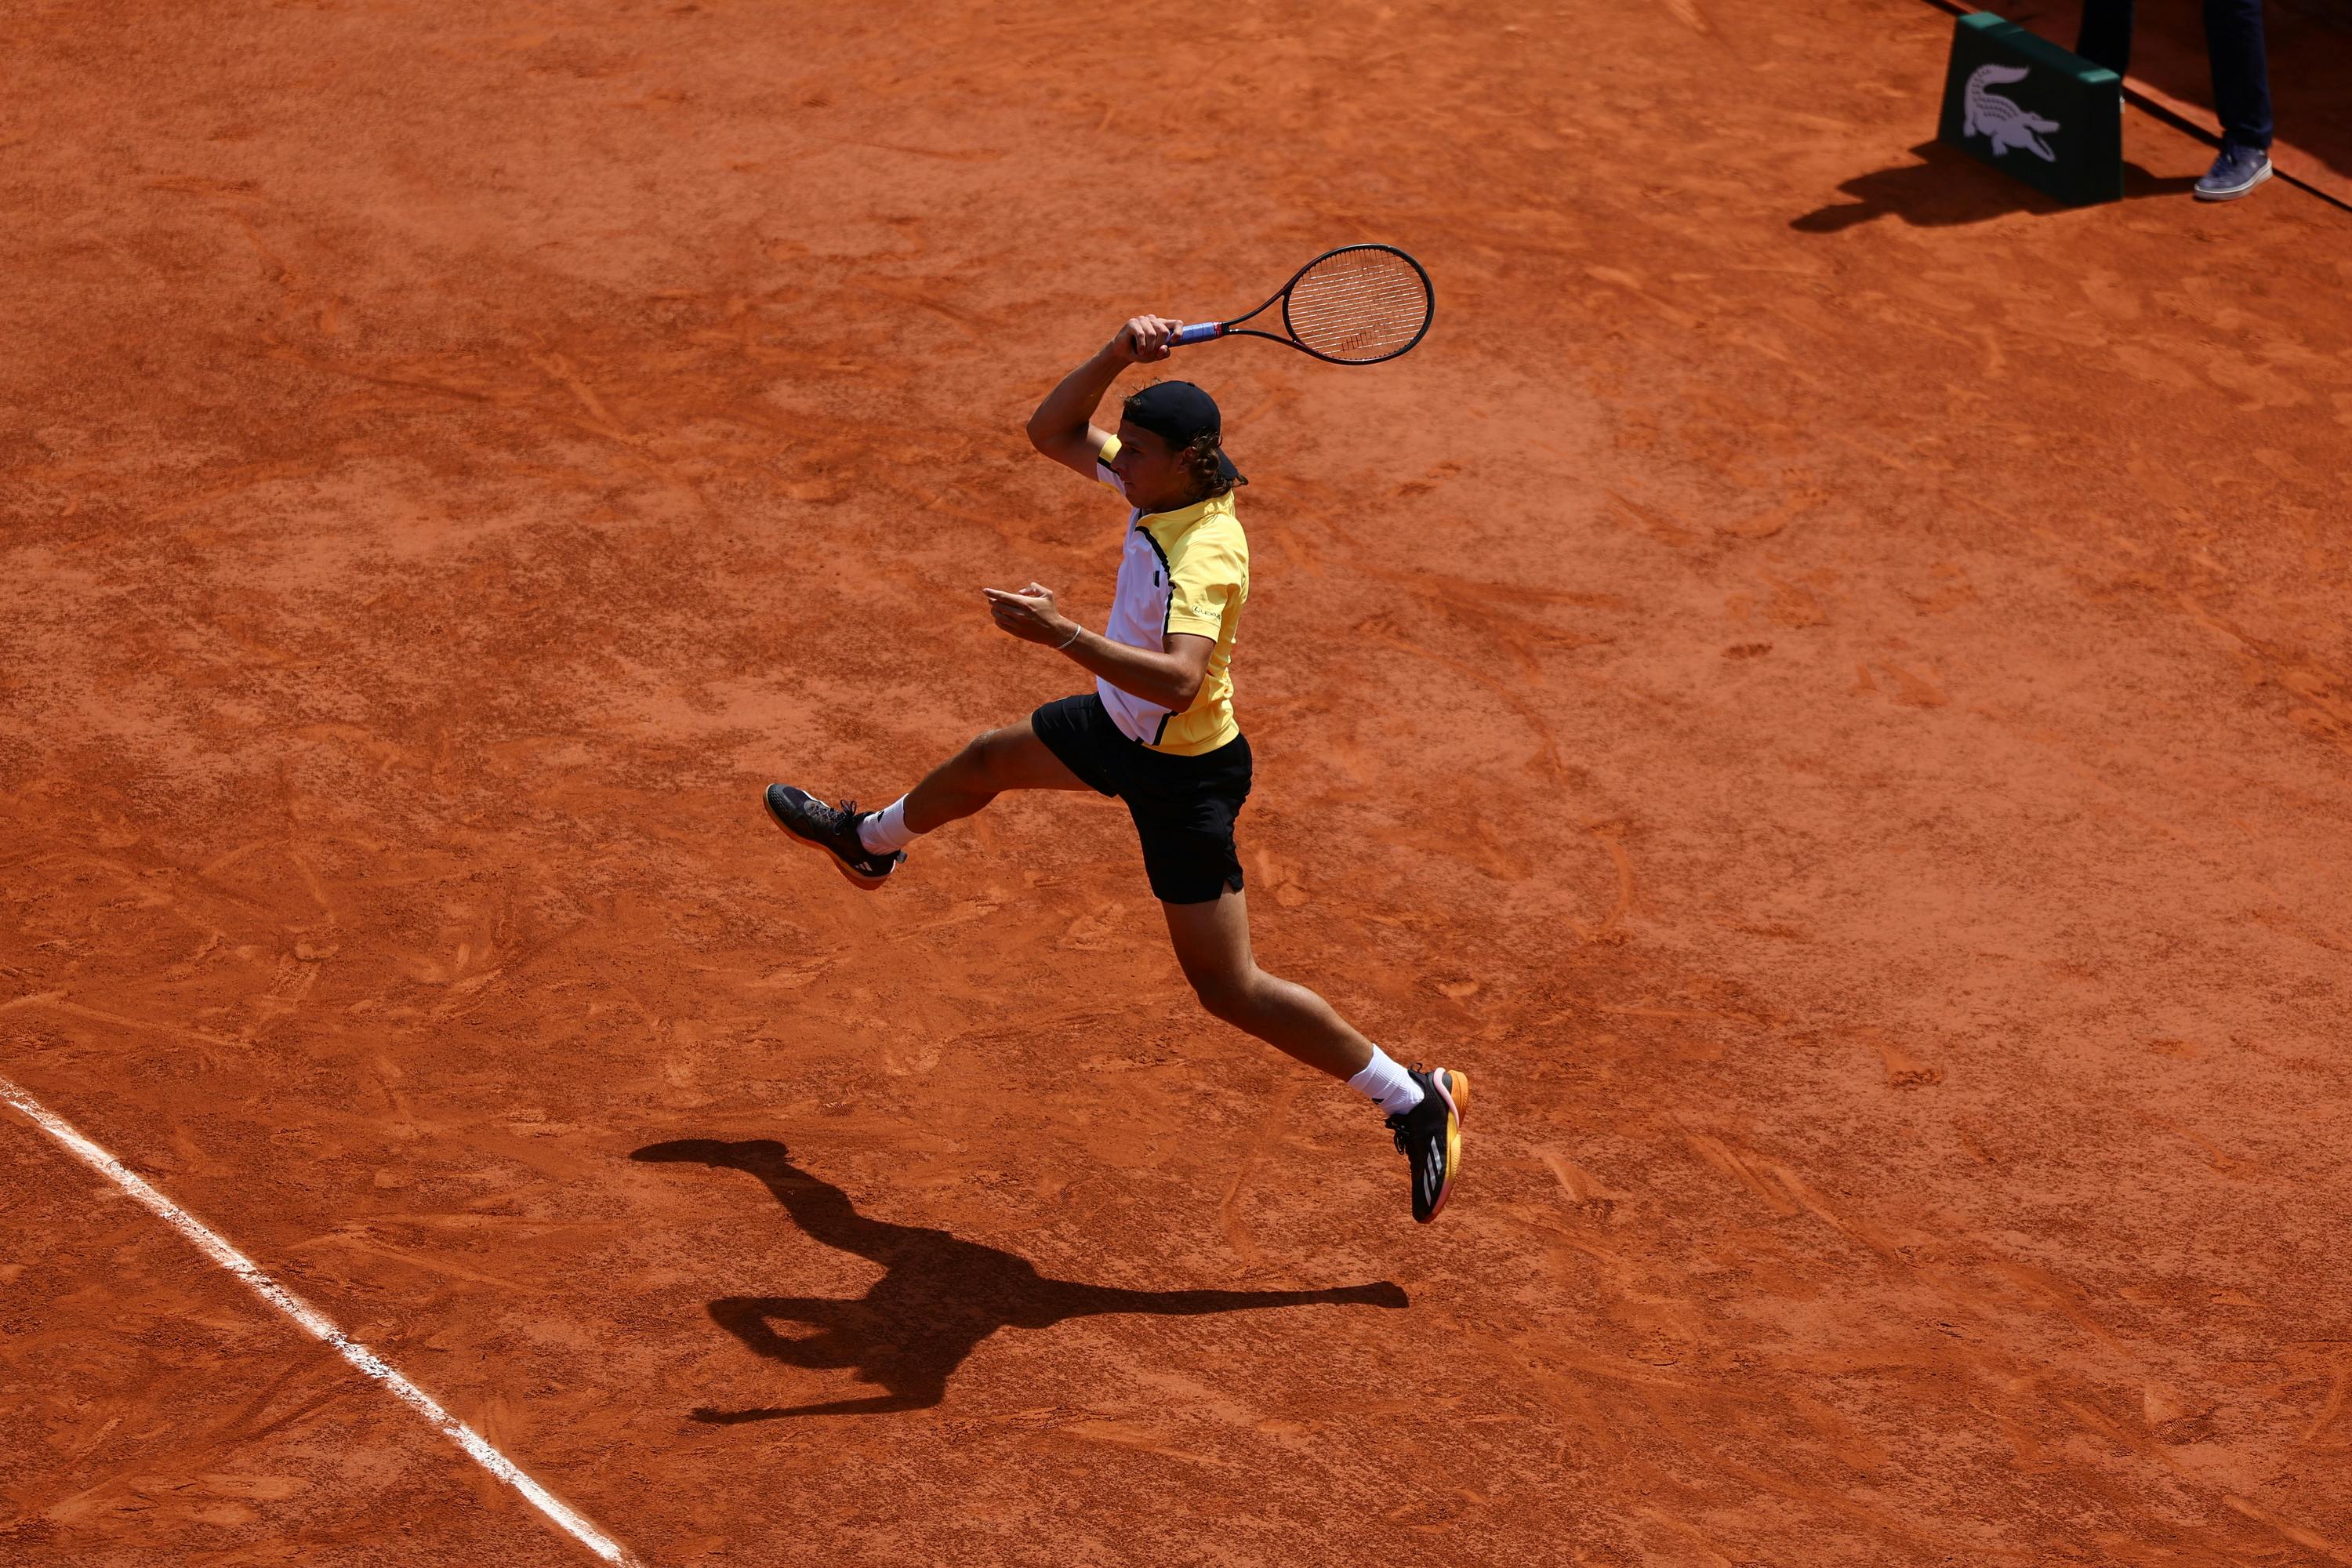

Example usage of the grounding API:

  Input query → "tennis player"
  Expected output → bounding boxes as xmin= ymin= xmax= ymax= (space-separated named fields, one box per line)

xmin=764 ymin=315 xmax=1467 ymax=1223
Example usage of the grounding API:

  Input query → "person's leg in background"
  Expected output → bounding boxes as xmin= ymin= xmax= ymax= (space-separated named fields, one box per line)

xmin=2197 ymin=0 xmax=2275 ymax=199
xmin=2204 ymin=0 xmax=2274 ymax=151
xmin=2076 ymin=0 xmax=2136 ymax=75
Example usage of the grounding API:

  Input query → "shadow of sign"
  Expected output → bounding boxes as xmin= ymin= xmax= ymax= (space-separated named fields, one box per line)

xmin=1792 ymin=139 xmax=2198 ymax=230
xmin=632 ymin=1138 xmax=1410 ymax=1420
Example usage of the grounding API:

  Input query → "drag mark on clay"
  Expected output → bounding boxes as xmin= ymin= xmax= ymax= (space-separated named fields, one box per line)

xmin=1679 ymin=1127 xmax=1801 ymax=1218
xmin=2139 ymin=1114 xmax=2249 ymax=1176
xmin=2220 ymin=1495 xmax=2352 ymax=1567
xmin=1984 ymin=1258 xmax=2129 ymax=1353
xmin=528 ymin=352 xmax=637 ymax=444
xmin=1221 ymin=1077 xmax=1305 ymax=1269
xmin=1045 ymin=1419 xmax=1238 ymax=1471
xmin=1867 ymin=1033 xmax=1944 ymax=1088
xmin=1585 ymin=269 xmax=1698 ymax=330
xmin=895 ymin=895 xmax=1005 ymax=938
xmin=1654 ymin=0 xmax=1717 ymax=36
xmin=43 ymin=1468 xmax=314 ymax=1530
xmin=1762 ymin=1160 xmax=1899 ymax=1258
xmin=2061 ymin=1394 xmax=2352 ymax=1565
xmin=7 ymin=993 xmax=249 ymax=1055
xmin=1527 ymin=1339 xmax=1715 ymax=1396
xmin=1606 ymin=490 xmax=1700 ymax=550
xmin=1568 ymin=829 xmax=1635 ymax=944
xmin=143 ymin=174 xmax=261 ymax=197
xmin=0 ymin=1073 xmax=641 ymax=1567
xmin=1716 ymin=494 xmax=1817 ymax=542
xmin=285 ymin=1228 xmax=531 ymax=1292
xmin=1541 ymin=1149 xmax=1625 ymax=1218
xmin=2303 ymin=1359 xmax=2351 ymax=1446
xmin=1863 ymin=660 xmax=1947 ymax=708
xmin=822 ymin=136 xmax=1007 ymax=162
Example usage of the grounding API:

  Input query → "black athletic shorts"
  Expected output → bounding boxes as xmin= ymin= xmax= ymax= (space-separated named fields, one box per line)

xmin=1031 ymin=693 xmax=1252 ymax=905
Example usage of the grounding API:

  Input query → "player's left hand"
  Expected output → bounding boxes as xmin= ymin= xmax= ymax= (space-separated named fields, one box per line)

xmin=982 ymin=583 xmax=1073 ymax=647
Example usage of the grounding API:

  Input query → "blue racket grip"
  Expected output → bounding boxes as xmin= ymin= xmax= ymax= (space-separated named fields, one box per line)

xmin=1169 ymin=322 xmax=1224 ymax=347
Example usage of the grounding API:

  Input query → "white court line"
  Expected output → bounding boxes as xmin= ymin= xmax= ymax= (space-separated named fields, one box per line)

xmin=0 ymin=1071 xmax=642 ymax=1567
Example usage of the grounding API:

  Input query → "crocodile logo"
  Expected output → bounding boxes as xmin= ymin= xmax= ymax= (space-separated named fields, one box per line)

xmin=1963 ymin=64 xmax=2060 ymax=160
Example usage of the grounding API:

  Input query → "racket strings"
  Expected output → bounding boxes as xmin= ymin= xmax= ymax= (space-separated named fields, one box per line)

xmin=1288 ymin=286 xmax=1423 ymax=343
xmin=1284 ymin=251 xmax=1429 ymax=361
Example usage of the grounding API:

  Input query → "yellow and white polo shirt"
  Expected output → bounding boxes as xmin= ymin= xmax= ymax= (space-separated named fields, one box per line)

xmin=1094 ymin=436 xmax=1249 ymax=756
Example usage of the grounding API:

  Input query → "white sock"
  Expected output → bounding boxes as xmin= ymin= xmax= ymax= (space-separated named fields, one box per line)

xmin=857 ymin=797 xmax=919 ymax=855
xmin=1347 ymin=1047 xmax=1425 ymax=1116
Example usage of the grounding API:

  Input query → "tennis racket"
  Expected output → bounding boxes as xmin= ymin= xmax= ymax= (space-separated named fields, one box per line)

xmin=1168 ymin=245 xmax=1434 ymax=365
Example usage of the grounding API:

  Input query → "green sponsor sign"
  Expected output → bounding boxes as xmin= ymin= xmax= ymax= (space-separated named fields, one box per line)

xmin=1937 ymin=11 xmax=2122 ymax=206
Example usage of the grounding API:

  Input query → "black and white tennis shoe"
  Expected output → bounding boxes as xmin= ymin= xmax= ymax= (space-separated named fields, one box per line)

xmin=764 ymin=784 xmax=904 ymax=888
xmin=1387 ymin=1065 xmax=1469 ymax=1224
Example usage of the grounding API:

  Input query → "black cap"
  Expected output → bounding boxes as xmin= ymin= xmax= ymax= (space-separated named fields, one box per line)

xmin=1122 ymin=380 xmax=1247 ymax=487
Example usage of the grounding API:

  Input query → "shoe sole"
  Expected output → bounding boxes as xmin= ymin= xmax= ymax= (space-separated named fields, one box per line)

xmin=2194 ymin=163 xmax=2272 ymax=201
xmin=764 ymin=789 xmax=893 ymax=890
xmin=1423 ymin=1069 xmax=1470 ymax=1222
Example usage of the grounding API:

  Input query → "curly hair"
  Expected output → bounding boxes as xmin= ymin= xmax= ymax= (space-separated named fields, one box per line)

xmin=1177 ymin=431 xmax=1235 ymax=501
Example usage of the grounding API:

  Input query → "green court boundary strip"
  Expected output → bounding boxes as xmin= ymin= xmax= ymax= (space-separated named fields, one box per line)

xmin=1912 ymin=0 xmax=2352 ymax=215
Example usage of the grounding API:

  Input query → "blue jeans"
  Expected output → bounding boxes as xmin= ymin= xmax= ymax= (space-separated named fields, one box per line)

xmin=2075 ymin=0 xmax=2274 ymax=151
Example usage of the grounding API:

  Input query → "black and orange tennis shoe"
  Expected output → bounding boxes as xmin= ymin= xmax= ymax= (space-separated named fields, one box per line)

xmin=764 ymin=784 xmax=904 ymax=889
xmin=1387 ymin=1065 xmax=1468 ymax=1223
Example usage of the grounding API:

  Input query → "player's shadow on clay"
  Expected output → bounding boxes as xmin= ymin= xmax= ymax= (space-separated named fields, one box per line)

xmin=1791 ymin=140 xmax=2198 ymax=232
xmin=631 ymin=1138 xmax=1408 ymax=1421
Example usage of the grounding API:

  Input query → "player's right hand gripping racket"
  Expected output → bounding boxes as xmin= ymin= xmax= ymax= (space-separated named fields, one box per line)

xmin=1169 ymin=245 xmax=1434 ymax=365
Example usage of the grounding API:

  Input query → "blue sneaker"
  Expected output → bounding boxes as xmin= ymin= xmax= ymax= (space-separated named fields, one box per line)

xmin=2194 ymin=144 xmax=2272 ymax=201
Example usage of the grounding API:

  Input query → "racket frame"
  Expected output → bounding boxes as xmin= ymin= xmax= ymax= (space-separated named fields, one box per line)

xmin=1169 ymin=244 xmax=1434 ymax=365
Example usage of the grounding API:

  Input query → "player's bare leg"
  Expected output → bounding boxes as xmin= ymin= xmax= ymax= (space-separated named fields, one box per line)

xmin=1161 ymin=887 xmax=1469 ymax=1222
xmin=1159 ymin=887 xmax=1374 ymax=1081
xmin=898 ymin=717 xmax=1093 ymax=833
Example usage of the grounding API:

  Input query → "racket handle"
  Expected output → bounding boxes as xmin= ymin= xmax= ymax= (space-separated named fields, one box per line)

xmin=1169 ymin=322 xmax=1224 ymax=347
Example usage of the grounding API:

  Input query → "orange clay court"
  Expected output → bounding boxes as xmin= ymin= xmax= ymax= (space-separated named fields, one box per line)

xmin=4 ymin=1 xmax=2350 ymax=1563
